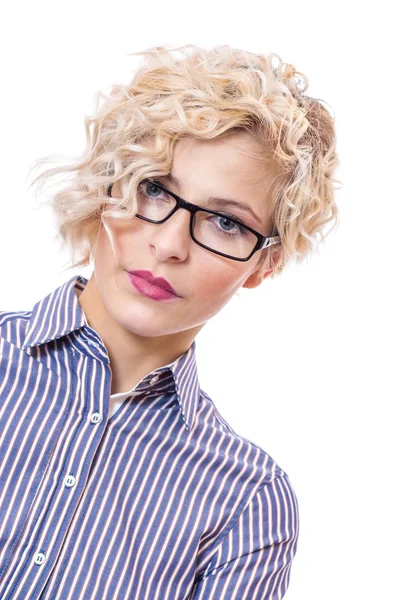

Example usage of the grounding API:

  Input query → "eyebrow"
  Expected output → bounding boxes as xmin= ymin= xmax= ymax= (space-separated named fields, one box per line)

xmin=160 ymin=173 xmax=263 ymax=225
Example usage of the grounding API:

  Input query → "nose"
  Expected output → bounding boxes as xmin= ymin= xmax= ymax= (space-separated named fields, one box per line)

xmin=149 ymin=206 xmax=192 ymax=261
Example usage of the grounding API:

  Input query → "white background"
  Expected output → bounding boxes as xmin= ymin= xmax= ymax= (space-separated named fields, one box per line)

xmin=1 ymin=1 xmax=399 ymax=598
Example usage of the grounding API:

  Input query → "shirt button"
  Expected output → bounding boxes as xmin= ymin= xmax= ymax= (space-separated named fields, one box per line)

xmin=88 ymin=341 xmax=99 ymax=349
xmin=90 ymin=412 xmax=102 ymax=424
xmin=65 ymin=474 xmax=76 ymax=488
xmin=34 ymin=552 xmax=46 ymax=565
xmin=150 ymin=375 xmax=160 ymax=385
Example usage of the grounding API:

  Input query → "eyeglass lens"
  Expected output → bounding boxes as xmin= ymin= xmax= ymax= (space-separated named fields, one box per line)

xmin=136 ymin=181 xmax=258 ymax=259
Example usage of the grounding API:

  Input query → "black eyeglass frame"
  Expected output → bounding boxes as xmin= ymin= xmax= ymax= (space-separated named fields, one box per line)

xmin=107 ymin=180 xmax=281 ymax=262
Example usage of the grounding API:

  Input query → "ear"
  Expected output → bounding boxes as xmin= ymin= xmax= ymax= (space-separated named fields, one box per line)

xmin=241 ymin=266 xmax=274 ymax=290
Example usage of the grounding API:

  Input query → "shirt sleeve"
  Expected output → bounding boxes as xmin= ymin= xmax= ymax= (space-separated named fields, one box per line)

xmin=190 ymin=475 xmax=299 ymax=600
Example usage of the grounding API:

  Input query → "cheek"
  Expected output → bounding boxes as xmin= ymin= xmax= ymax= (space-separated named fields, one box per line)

xmin=94 ymin=225 xmax=111 ymax=261
xmin=193 ymin=260 xmax=244 ymax=303
xmin=191 ymin=250 xmax=259 ymax=308
xmin=96 ymin=219 xmax=141 ymax=267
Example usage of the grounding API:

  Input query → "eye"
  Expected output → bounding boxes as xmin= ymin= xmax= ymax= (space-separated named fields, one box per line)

xmin=209 ymin=214 xmax=250 ymax=237
xmin=146 ymin=181 xmax=163 ymax=196
xmin=138 ymin=180 xmax=167 ymax=198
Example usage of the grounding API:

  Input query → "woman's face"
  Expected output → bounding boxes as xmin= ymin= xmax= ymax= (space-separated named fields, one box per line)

xmin=93 ymin=132 xmax=276 ymax=339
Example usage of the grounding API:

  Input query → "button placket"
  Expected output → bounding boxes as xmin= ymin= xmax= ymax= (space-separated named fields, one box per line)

xmin=90 ymin=412 xmax=102 ymax=424
xmin=64 ymin=474 xmax=76 ymax=488
xmin=33 ymin=552 xmax=46 ymax=566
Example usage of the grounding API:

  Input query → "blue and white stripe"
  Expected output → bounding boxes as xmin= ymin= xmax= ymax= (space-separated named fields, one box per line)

xmin=0 ymin=274 xmax=299 ymax=599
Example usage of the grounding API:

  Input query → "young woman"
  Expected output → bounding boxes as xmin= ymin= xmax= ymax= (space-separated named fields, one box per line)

xmin=0 ymin=44 xmax=340 ymax=599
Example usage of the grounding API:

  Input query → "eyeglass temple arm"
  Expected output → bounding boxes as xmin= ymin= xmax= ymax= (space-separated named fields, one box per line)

xmin=261 ymin=235 xmax=281 ymax=249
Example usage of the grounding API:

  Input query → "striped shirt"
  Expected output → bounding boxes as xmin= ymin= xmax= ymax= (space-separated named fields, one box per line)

xmin=0 ymin=274 xmax=299 ymax=599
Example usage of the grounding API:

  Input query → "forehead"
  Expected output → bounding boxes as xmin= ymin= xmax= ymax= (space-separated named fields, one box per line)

xmin=171 ymin=132 xmax=271 ymax=189
xmin=140 ymin=132 xmax=277 ymax=231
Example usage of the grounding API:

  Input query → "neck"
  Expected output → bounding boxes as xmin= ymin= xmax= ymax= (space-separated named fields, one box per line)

xmin=77 ymin=272 xmax=203 ymax=395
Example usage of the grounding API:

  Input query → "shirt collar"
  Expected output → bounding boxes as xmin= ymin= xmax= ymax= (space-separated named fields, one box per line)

xmin=21 ymin=274 xmax=201 ymax=431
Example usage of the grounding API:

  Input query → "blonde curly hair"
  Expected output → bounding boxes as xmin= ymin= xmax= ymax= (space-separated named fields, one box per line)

xmin=28 ymin=43 xmax=341 ymax=278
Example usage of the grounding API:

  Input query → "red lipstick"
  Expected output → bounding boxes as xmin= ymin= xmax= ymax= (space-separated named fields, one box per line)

xmin=127 ymin=270 xmax=180 ymax=301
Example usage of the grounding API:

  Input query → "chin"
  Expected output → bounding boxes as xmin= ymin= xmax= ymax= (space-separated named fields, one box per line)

xmin=114 ymin=311 xmax=178 ymax=338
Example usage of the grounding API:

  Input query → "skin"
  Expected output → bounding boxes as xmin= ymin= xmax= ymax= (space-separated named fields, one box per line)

xmin=79 ymin=132 xmax=276 ymax=395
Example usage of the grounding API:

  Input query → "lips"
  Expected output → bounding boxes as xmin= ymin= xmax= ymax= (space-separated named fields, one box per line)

xmin=128 ymin=270 xmax=178 ymax=296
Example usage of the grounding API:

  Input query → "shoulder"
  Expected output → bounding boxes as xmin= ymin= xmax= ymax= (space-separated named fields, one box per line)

xmin=0 ymin=309 xmax=32 ymax=327
xmin=194 ymin=389 xmax=300 ymax=588
xmin=198 ymin=387 xmax=292 ymax=485
xmin=0 ymin=309 xmax=32 ymax=352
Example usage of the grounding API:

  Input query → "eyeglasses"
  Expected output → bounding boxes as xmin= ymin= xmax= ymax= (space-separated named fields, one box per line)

xmin=107 ymin=179 xmax=281 ymax=262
